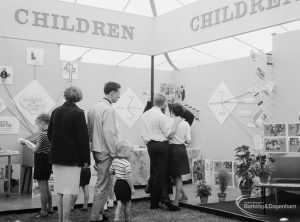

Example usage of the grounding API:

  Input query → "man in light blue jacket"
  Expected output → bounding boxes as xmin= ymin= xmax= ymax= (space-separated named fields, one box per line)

xmin=88 ymin=82 xmax=121 ymax=222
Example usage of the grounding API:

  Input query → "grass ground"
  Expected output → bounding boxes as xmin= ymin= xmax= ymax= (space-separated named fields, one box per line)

xmin=0 ymin=200 xmax=245 ymax=222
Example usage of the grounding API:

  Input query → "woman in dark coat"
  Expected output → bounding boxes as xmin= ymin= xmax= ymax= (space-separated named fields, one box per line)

xmin=48 ymin=86 xmax=90 ymax=222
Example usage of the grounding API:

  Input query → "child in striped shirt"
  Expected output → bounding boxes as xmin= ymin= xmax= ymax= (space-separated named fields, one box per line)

xmin=109 ymin=141 xmax=135 ymax=222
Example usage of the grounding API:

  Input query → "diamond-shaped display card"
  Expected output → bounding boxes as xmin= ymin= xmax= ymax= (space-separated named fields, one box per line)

xmin=114 ymin=88 xmax=145 ymax=128
xmin=13 ymin=80 xmax=56 ymax=125
xmin=207 ymin=82 xmax=237 ymax=125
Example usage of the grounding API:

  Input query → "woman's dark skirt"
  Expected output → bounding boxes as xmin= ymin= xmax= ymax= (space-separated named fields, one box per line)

xmin=80 ymin=167 xmax=91 ymax=187
xmin=114 ymin=179 xmax=131 ymax=203
xmin=169 ymin=144 xmax=190 ymax=178
xmin=33 ymin=153 xmax=52 ymax=180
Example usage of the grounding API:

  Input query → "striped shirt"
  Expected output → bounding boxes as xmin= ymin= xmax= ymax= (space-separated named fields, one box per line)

xmin=109 ymin=158 xmax=131 ymax=180
xmin=36 ymin=131 xmax=51 ymax=154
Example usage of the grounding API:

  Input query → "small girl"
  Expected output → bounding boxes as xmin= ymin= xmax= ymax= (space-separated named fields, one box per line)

xmin=109 ymin=141 xmax=135 ymax=222
xmin=21 ymin=114 xmax=53 ymax=217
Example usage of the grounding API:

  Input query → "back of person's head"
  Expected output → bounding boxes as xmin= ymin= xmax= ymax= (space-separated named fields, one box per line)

xmin=36 ymin=113 xmax=50 ymax=125
xmin=104 ymin=82 xmax=121 ymax=95
xmin=64 ymin=86 xmax=83 ymax=103
xmin=117 ymin=141 xmax=134 ymax=158
xmin=153 ymin=93 xmax=166 ymax=108
xmin=171 ymin=103 xmax=184 ymax=117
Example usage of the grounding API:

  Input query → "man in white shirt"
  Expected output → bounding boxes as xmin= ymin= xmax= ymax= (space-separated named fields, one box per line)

xmin=141 ymin=93 xmax=181 ymax=211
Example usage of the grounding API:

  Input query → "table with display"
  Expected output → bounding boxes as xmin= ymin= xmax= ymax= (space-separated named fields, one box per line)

xmin=0 ymin=151 xmax=21 ymax=197
xmin=130 ymin=147 xmax=202 ymax=186
xmin=256 ymin=182 xmax=300 ymax=215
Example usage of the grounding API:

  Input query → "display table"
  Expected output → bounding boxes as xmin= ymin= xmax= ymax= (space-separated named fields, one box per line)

xmin=130 ymin=147 xmax=202 ymax=186
xmin=0 ymin=151 xmax=21 ymax=197
xmin=256 ymin=182 xmax=300 ymax=215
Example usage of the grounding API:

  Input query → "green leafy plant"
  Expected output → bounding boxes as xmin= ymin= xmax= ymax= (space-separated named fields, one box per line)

xmin=196 ymin=181 xmax=212 ymax=197
xmin=217 ymin=167 xmax=230 ymax=193
xmin=234 ymin=145 xmax=256 ymax=189
xmin=251 ymin=153 xmax=276 ymax=177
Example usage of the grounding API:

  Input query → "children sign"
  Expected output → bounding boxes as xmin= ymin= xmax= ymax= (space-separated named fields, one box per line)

xmin=13 ymin=80 xmax=55 ymax=125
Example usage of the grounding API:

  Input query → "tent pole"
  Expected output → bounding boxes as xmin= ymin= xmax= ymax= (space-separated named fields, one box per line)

xmin=151 ymin=55 xmax=154 ymax=104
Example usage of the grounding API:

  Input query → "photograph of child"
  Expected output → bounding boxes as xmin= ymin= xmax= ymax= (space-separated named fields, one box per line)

xmin=289 ymin=138 xmax=300 ymax=153
xmin=264 ymin=124 xmax=286 ymax=137
xmin=264 ymin=138 xmax=286 ymax=152
xmin=288 ymin=124 xmax=300 ymax=136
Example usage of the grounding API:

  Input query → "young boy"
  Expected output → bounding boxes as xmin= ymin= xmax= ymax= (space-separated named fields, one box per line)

xmin=20 ymin=114 xmax=53 ymax=217
xmin=109 ymin=141 xmax=135 ymax=222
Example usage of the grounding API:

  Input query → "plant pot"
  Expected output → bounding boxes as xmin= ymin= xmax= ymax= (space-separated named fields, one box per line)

xmin=240 ymin=187 xmax=252 ymax=197
xmin=218 ymin=193 xmax=227 ymax=202
xmin=259 ymin=175 xmax=270 ymax=184
xmin=199 ymin=196 xmax=208 ymax=204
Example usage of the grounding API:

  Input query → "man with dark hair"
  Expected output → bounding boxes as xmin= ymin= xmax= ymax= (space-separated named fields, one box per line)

xmin=141 ymin=94 xmax=181 ymax=211
xmin=88 ymin=82 xmax=121 ymax=222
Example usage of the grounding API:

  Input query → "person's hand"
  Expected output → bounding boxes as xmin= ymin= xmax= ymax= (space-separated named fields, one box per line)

xmin=131 ymin=187 xmax=135 ymax=196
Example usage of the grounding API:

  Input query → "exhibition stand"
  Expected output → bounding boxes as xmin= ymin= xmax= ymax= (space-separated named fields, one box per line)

xmin=0 ymin=0 xmax=300 ymax=221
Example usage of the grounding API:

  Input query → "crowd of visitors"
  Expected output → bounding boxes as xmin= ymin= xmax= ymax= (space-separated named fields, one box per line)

xmin=22 ymin=82 xmax=193 ymax=222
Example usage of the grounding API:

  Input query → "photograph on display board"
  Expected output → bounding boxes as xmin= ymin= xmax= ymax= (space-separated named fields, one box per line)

xmin=264 ymin=124 xmax=286 ymax=136
xmin=160 ymin=83 xmax=185 ymax=103
xmin=191 ymin=159 xmax=205 ymax=184
xmin=264 ymin=138 xmax=287 ymax=152
xmin=288 ymin=123 xmax=300 ymax=136
xmin=214 ymin=172 xmax=233 ymax=187
xmin=289 ymin=138 xmax=300 ymax=153
xmin=213 ymin=160 xmax=233 ymax=173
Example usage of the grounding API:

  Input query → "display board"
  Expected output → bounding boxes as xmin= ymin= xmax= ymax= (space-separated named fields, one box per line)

xmin=263 ymin=123 xmax=300 ymax=153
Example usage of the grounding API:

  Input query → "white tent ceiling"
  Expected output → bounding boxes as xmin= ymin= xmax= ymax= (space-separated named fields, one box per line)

xmin=57 ymin=0 xmax=300 ymax=71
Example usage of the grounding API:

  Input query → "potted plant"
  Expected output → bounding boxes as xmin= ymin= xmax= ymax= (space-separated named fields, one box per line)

xmin=252 ymin=152 xmax=276 ymax=183
xmin=234 ymin=145 xmax=256 ymax=197
xmin=196 ymin=181 xmax=212 ymax=204
xmin=216 ymin=167 xmax=230 ymax=202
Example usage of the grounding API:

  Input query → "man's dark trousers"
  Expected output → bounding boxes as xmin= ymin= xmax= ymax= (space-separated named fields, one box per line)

xmin=147 ymin=141 xmax=170 ymax=208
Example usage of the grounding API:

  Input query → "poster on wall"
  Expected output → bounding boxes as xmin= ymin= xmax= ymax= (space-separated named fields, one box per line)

xmin=208 ymin=82 xmax=237 ymax=125
xmin=264 ymin=138 xmax=286 ymax=152
xmin=191 ymin=159 xmax=205 ymax=184
xmin=264 ymin=124 xmax=286 ymax=136
xmin=0 ymin=66 xmax=13 ymax=84
xmin=32 ymin=169 xmax=55 ymax=198
xmin=253 ymin=134 xmax=263 ymax=150
xmin=0 ymin=98 xmax=7 ymax=113
xmin=113 ymin=88 xmax=144 ymax=128
xmin=13 ymin=80 xmax=56 ymax=125
xmin=288 ymin=123 xmax=300 ymax=136
xmin=0 ymin=116 xmax=19 ymax=134
xmin=62 ymin=62 xmax=78 ymax=80
xmin=289 ymin=138 xmax=300 ymax=153
xmin=204 ymin=159 xmax=214 ymax=185
xmin=27 ymin=48 xmax=44 ymax=66
xmin=160 ymin=83 xmax=186 ymax=103
xmin=0 ymin=164 xmax=21 ymax=194
xmin=212 ymin=160 xmax=234 ymax=187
